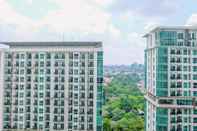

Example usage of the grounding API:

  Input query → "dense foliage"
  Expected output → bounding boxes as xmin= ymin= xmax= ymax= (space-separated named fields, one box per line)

xmin=103 ymin=74 xmax=144 ymax=131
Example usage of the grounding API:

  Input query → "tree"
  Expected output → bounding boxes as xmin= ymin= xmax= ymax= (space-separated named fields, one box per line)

xmin=103 ymin=73 xmax=144 ymax=131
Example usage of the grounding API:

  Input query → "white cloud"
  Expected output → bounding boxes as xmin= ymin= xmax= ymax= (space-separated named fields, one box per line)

xmin=0 ymin=0 xmax=35 ymax=26
xmin=127 ymin=32 xmax=145 ymax=50
xmin=186 ymin=14 xmax=197 ymax=26
xmin=126 ymin=32 xmax=145 ymax=63
xmin=103 ymin=31 xmax=146 ymax=65
xmin=39 ymin=0 xmax=111 ymax=33
xmin=0 ymin=0 xmax=120 ymax=36
xmin=91 ymin=0 xmax=115 ymax=7
xmin=27 ymin=0 xmax=33 ymax=5
xmin=108 ymin=25 xmax=121 ymax=37
xmin=0 ymin=0 xmax=125 ymax=65
xmin=0 ymin=0 xmax=148 ymax=65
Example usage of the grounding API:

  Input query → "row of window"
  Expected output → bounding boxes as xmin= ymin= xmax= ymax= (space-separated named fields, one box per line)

xmin=170 ymin=73 xmax=197 ymax=80
xmin=4 ymin=105 xmax=93 ymax=114
xmin=5 ymin=60 xmax=95 ymax=68
xmin=170 ymin=49 xmax=197 ymax=56
xmin=4 ymin=121 xmax=94 ymax=130
xmin=4 ymin=90 xmax=93 ymax=97
xmin=4 ymin=76 xmax=95 ymax=83
xmin=5 ymin=68 xmax=93 ymax=75
xmin=4 ymin=83 xmax=93 ymax=90
xmin=5 ymin=52 xmax=95 ymax=60
xmin=169 ymin=57 xmax=197 ymax=63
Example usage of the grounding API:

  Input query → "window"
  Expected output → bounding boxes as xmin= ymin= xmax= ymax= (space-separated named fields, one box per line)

xmin=184 ymin=74 xmax=188 ymax=80
xmin=74 ymin=78 xmax=78 ymax=83
xmin=194 ymin=118 xmax=197 ymax=123
xmin=89 ymin=69 xmax=94 ymax=75
xmin=89 ymin=62 xmax=94 ymax=67
xmin=194 ymin=66 xmax=197 ymax=72
xmin=89 ymin=77 xmax=94 ymax=83
xmin=21 ymin=54 xmax=25 ymax=59
xmin=46 ymin=69 xmax=50 ymax=74
xmin=170 ymin=49 xmax=175 ymax=54
xmin=184 ymin=82 xmax=190 ymax=88
xmin=74 ymin=69 xmax=78 ymax=75
xmin=194 ymin=126 xmax=197 ymax=131
xmin=46 ymin=53 xmax=51 ymax=59
xmin=194 ymin=109 xmax=197 ymax=114
xmin=80 ymin=53 xmax=85 ymax=59
xmin=193 ymin=58 xmax=197 ymax=64
xmin=192 ymin=32 xmax=196 ymax=40
xmin=194 ymin=83 xmax=197 ymax=88
xmin=194 ymin=75 xmax=197 ymax=80
xmin=74 ymin=62 xmax=78 ymax=67
xmin=74 ymin=53 xmax=79 ymax=59
xmin=178 ymin=42 xmax=184 ymax=46
xmin=178 ymin=33 xmax=184 ymax=39
xmin=193 ymin=50 xmax=197 ymax=55
xmin=89 ymin=53 xmax=94 ymax=59
xmin=74 ymin=85 xmax=78 ymax=91
xmin=40 ymin=54 xmax=44 ymax=59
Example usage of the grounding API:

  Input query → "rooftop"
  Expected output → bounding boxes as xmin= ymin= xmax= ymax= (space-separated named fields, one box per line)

xmin=143 ymin=26 xmax=197 ymax=37
xmin=1 ymin=41 xmax=102 ymax=47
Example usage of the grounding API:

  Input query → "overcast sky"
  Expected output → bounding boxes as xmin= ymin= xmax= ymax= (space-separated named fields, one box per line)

xmin=0 ymin=0 xmax=197 ymax=65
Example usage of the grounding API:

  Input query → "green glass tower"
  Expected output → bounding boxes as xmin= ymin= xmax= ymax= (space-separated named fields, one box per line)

xmin=0 ymin=42 xmax=103 ymax=131
xmin=144 ymin=26 xmax=197 ymax=131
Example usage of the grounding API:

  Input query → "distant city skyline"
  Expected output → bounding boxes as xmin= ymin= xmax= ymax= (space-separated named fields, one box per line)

xmin=1 ymin=0 xmax=197 ymax=64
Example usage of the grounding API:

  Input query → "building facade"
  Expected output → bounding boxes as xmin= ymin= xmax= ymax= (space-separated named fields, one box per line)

xmin=144 ymin=26 xmax=197 ymax=131
xmin=0 ymin=42 xmax=103 ymax=131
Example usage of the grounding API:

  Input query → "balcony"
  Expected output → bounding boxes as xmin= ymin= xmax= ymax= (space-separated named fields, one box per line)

xmin=170 ymin=58 xmax=175 ymax=63
xmin=4 ymin=101 xmax=11 ymax=105
xmin=13 ymin=117 xmax=18 ymax=121
xmin=177 ymin=92 xmax=182 ymax=96
xmin=80 ymin=101 xmax=85 ymax=106
xmin=177 ymin=84 xmax=182 ymax=88
xmin=194 ymin=83 xmax=197 ymax=88
xmin=177 ymin=117 xmax=182 ymax=123
xmin=177 ymin=125 xmax=182 ymax=131
xmin=170 ymin=50 xmax=175 ymax=55
xmin=176 ymin=58 xmax=181 ymax=63
xmin=177 ymin=75 xmax=182 ymax=80
xmin=88 ymin=62 xmax=94 ymax=67
xmin=170 ymin=109 xmax=175 ymax=115
xmin=170 ymin=92 xmax=175 ymax=96
xmin=177 ymin=109 xmax=182 ymax=115
xmin=176 ymin=50 xmax=181 ymax=55
xmin=177 ymin=67 xmax=181 ymax=71
xmin=13 ymin=101 xmax=18 ymax=106
xmin=170 ymin=75 xmax=176 ymax=80
xmin=170 ymin=67 xmax=176 ymax=71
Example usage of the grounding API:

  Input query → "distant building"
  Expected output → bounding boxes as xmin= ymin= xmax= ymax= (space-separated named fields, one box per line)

xmin=144 ymin=26 xmax=197 ymax=131
xmin=0 ymin=42 xmax=103 ymax=131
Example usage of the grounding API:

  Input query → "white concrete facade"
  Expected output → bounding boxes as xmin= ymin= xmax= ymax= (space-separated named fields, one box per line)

xmin=0 ymin=42 xmax=103 ymax=131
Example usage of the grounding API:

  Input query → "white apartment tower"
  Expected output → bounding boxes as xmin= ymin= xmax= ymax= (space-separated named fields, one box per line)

xmin=0 ymin=42 xmax=103 ymax=131
xmin=144 ymin=26 xmax=197 ymax=131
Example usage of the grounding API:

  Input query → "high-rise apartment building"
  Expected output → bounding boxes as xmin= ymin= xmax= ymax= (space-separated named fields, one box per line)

xmin=144 ymin=26 xmax=197 ymax=131
xmin=0 ymin=42 xmax=103 ymax=131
